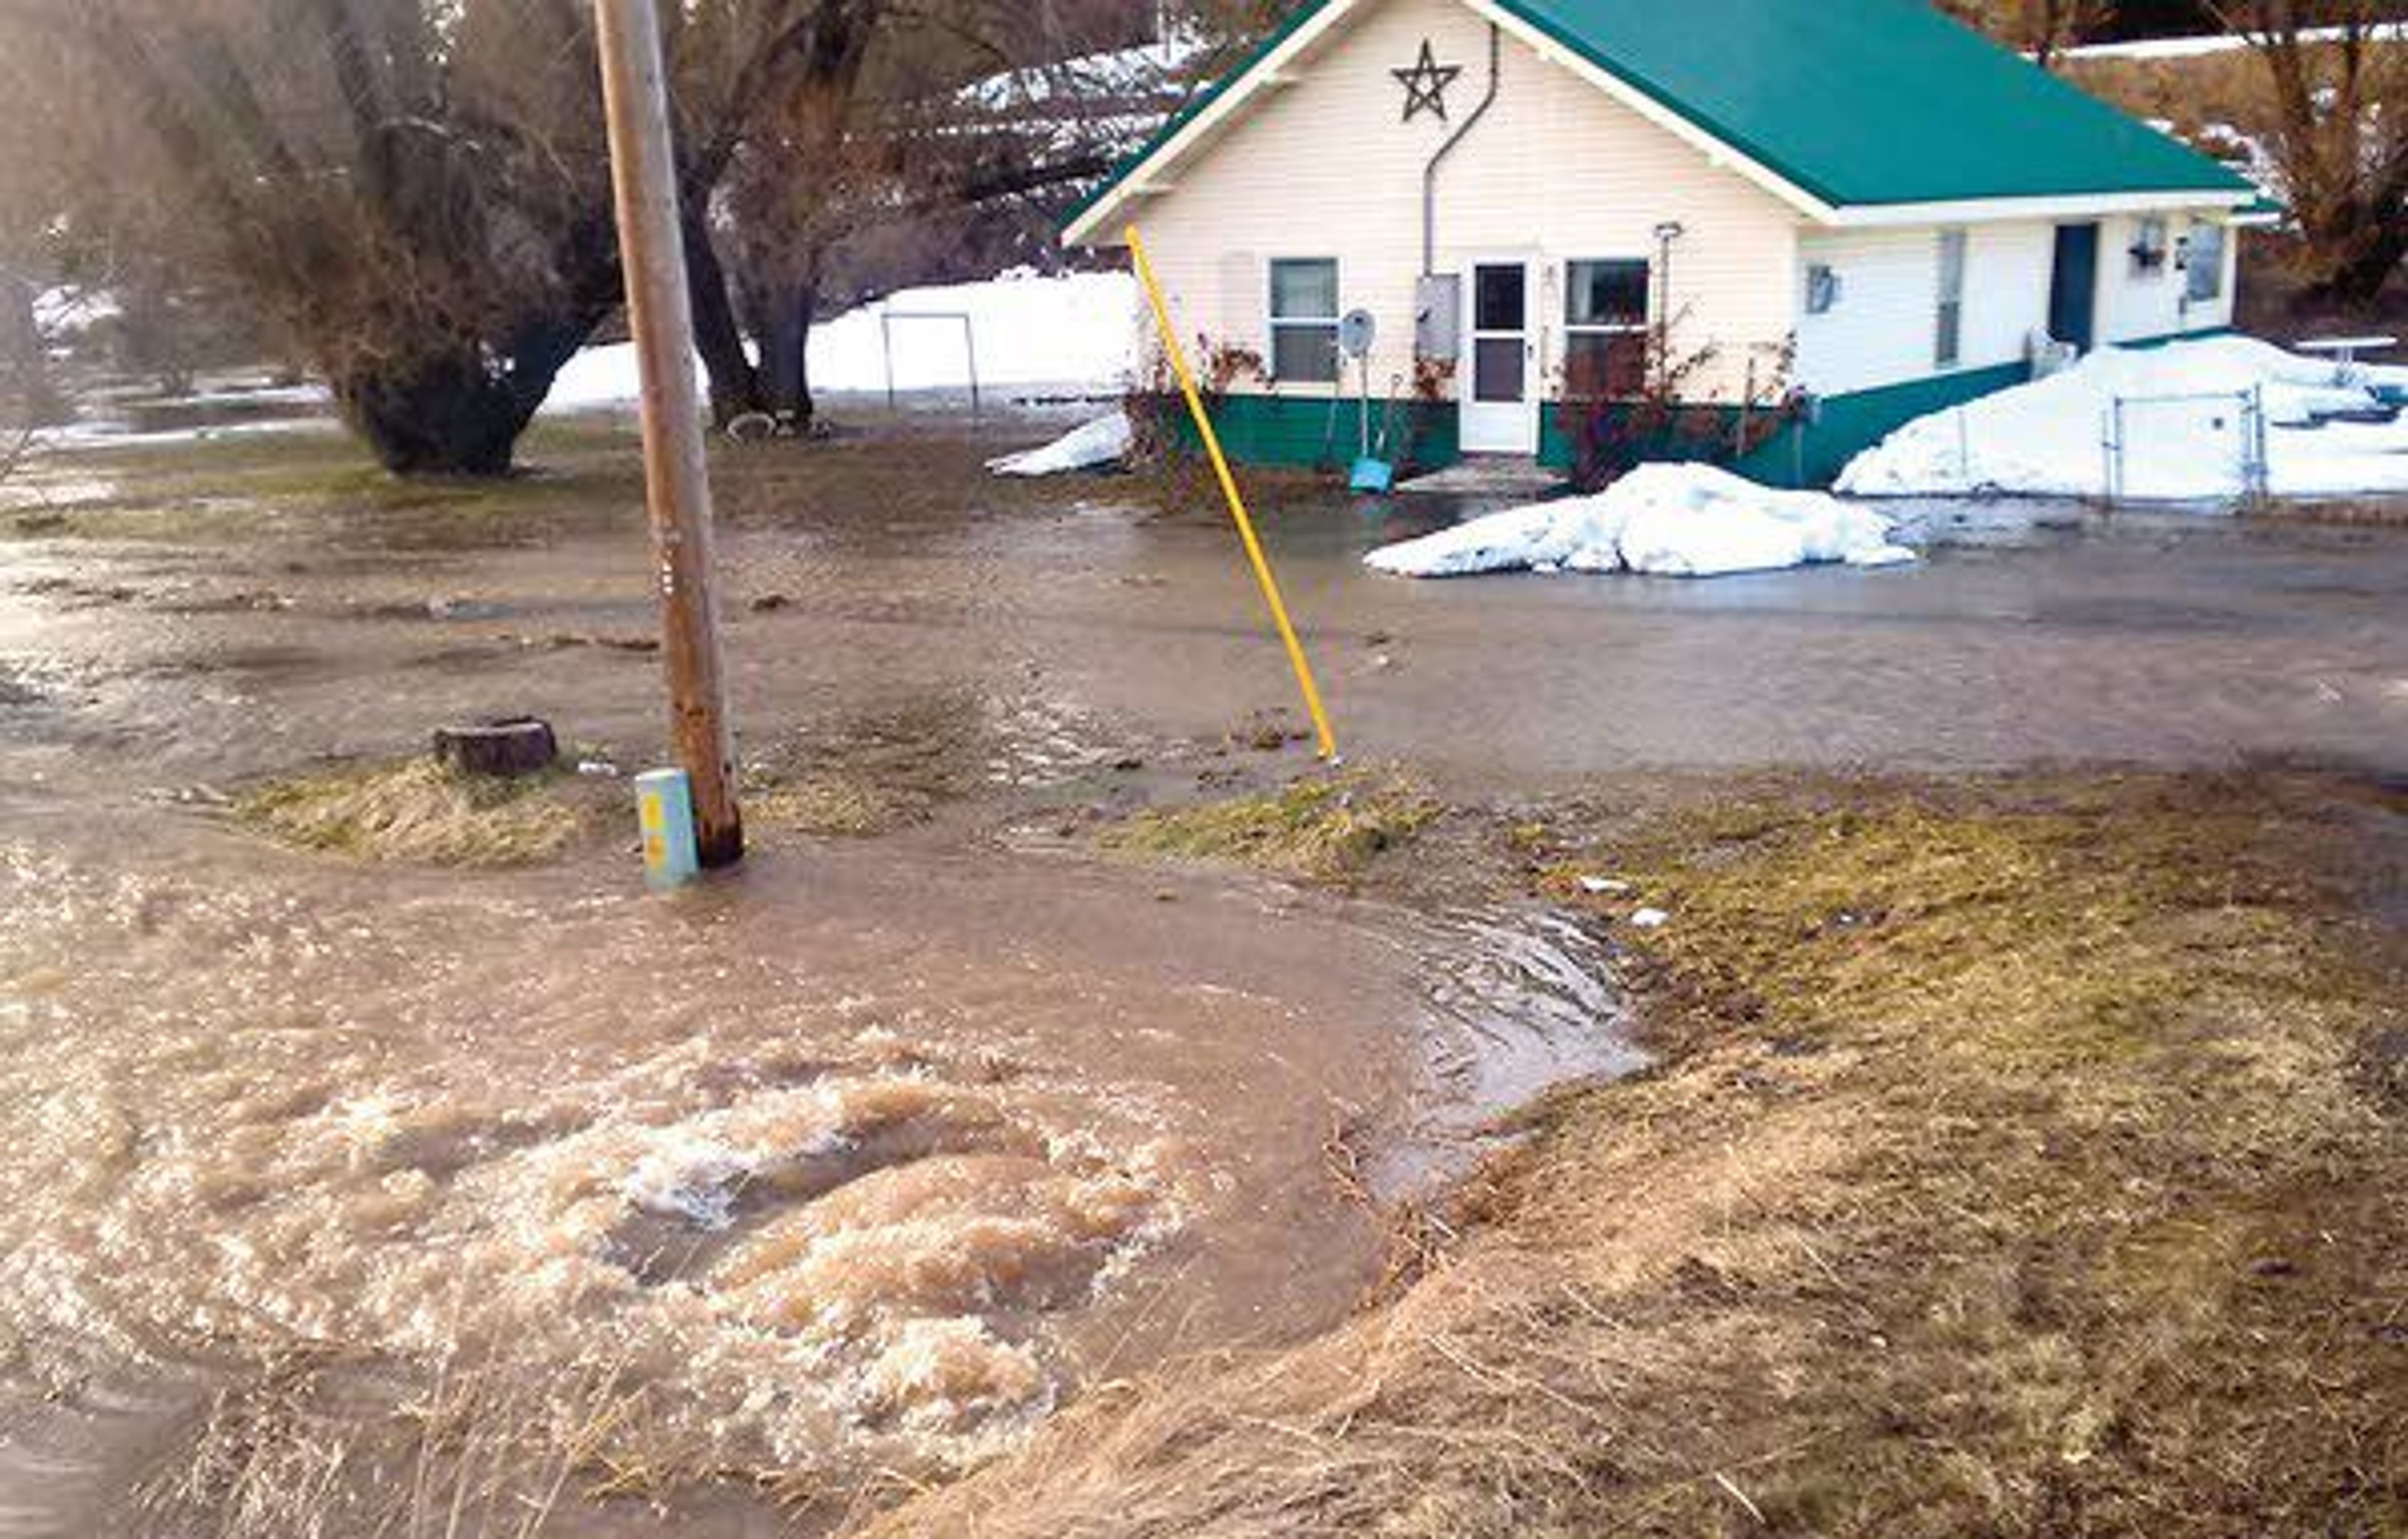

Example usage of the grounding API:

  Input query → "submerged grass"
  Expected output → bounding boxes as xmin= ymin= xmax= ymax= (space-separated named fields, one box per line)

xmin=744 ymin=775 xmax=911 ymax=839
xmin=872 ymin=772 xmax=2407 ymax=1538
xmin=1099 ymin=772 xmax=1440 ymax=881
xmin=233 ymin=757 xmax=609 ymax=867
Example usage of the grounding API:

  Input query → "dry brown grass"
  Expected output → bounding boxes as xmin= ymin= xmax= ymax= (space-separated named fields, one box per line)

xmin=1097 ymin=772 xmax=1441 ymax=882
xmin=233 ymin=757 xmax=611 ymax=866
xmin=744 ymin=774 xmax=922 ymax=839
xmin=128 ymin=1345 xmax=683 ymax=1539
xmin=867 ymin=773 xmax=2407 ymax=1537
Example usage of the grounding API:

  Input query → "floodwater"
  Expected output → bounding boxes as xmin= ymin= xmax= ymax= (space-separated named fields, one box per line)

xmin=0 ymin=415 xmax=2402 ymax=1532
xmin=0 ymin=796 xmax=1521 ymax=1533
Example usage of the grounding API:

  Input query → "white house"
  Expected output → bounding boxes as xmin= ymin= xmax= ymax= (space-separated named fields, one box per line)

xmin=1064 ymin=0 xmax=2259 ymax=485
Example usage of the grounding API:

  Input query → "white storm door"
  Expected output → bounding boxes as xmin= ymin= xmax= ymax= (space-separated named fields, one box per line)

xmin=1460 ymin=260 xmax=1538 ymax=455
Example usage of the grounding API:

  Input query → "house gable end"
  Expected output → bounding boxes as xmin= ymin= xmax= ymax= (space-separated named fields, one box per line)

xmin=1065 ymin=0 xmax=2254 ymax=248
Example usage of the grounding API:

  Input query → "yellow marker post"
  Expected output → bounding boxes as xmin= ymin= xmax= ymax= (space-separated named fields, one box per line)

xmin=1127 ymin=225 xmax=1339 ymax=762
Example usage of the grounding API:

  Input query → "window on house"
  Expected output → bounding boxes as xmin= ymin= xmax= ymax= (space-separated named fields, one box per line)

xmin=2186 ymin=221 xmax=2226 ymax=303
xmin=1563 ymin=258 xmax=1650 ymax=398
xmin=1267 ymin=259 xmax=1341 ymax=384
xmin=2131 ymin=216 xmax=2172 ymax=278
xmin=1936 ymin=229 xmax=1968 ymax=369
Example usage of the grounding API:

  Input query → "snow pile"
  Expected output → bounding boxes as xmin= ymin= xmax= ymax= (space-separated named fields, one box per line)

xmin=960 ymin=29 xmax=1204 ymax=113
xmin=546 ymin=270 xmax=1138 ymax=416
xmin=2063 ymin=23 xmax=2405 ymax=61
xmin=32 ymin=286 xmax=120 ymax=338
xmin=988 ymin=411 xmax=1133 ymax=477
xmin=1839 ymin=336 xmax=2408 ymax=502
xmin=1365 ymin=464 xmax=1916 ymax=580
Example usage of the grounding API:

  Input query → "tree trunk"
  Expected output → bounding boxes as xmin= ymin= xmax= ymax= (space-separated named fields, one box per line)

xmin=114 ymin=275 xmax=194 ymax=396
xmin=432 ymin=718 xmax=559 ymax=779
xmin=682 ymin=202 xmax=767 ymax=427
xmin=759 ymin=275 xmax=819 ymax=429
xmin=333 ymin=312 xmax=600 ymax=477
xmin=2321 ymin=226 xmax=2408 ymax=310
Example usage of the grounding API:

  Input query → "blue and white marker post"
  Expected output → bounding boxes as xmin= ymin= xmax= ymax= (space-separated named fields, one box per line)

xmin=636 ymin=769 xmax=704 ymax=891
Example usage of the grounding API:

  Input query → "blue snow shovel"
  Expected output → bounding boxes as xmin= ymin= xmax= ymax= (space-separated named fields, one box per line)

xmin=1339 ymin=311 xmax=1393 ymax=494
xmin=1351 ymin=374 xmax=1404 ymax=495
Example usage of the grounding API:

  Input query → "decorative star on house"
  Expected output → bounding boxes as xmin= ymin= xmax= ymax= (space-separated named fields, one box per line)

xmin=1392 ymin=40 xmax=1462 ymax=123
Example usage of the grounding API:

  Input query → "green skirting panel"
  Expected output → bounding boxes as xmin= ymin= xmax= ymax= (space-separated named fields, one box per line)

xmin=1153 ymin=351 xmax=2170 ymax=490
xmin=1155 ymin=394 xmax=1459 ymax=475
xmin=1735 ymin=330 xmax=2229 ymax=487
xmin=2116 ymin=324 xmax=2234 ymax=350
xmin=1735 ymin=362 xmax=2031 ymax=488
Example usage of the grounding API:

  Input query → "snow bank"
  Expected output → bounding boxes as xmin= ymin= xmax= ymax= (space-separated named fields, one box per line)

xmin=2063 ymin=23 xmax=2405 ymax=61
xmin=545 ymin=270 xmax=1138 ymax=416
xmin=1365 ymin=465 xmax=1916 ymax=580
xmin=988 ymin=412 xmax=1133 ymax=477
xmin=960 ymin=29 xmax=1203 ymax=112
xmin=32 ymin=286 xmax=120 ymax=337
xmin=1839 ymin=336 xmax=2408 ymax=502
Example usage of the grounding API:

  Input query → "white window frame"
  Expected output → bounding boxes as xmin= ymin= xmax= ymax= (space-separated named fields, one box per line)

xmin=1265 ymin=258 xmax=1342 ymax=386
xmin=1563 ymin=256 xmax=1652 ymax=399
xmin=1936 ymin=228 xmax=1968 ymax=370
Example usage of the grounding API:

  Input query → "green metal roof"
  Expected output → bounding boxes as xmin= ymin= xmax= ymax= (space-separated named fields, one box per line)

xmin=1070 ymin=0 xmax=2252 ymax=233
xmin=1505 ymin=0 xmax=2254 ymax=205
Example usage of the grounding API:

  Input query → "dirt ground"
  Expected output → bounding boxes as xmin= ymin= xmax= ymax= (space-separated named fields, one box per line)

xmin=1 ymin=413 xmax=2403 ymax=1535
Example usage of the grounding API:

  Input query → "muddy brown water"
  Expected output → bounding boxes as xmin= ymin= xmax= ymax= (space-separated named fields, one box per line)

xmin=0 ymin=415 xmax=2403 ymax=1533
xmin=0 ymin=796 xmax=1487 ymax=1532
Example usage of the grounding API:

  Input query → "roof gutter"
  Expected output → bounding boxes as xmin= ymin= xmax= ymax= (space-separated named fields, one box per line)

xmin=1826 ymin=187 xmax=2255 ymax=228
xmin=1423 ymin=24 xmax=1501 ymax=276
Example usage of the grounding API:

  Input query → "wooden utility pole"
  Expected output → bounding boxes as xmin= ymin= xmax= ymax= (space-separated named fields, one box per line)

xmin=593 ymin=0 xmax=743 ymax=867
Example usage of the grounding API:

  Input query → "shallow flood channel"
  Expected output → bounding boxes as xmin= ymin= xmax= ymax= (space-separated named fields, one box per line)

xmin=0 ymin=797 xmax=1631 ymax=1534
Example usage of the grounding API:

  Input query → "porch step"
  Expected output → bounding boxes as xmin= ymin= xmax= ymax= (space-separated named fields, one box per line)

xmin=1395 ymin=455 xmax=1566 ymax=500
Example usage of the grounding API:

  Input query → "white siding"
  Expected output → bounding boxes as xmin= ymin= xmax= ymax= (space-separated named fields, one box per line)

xmin=1798 ymin=213 xmax=2238 ymax=396
xmin=1795 ymin=224 xmax=2054 ymax=394
xmin=1121 ymin=0 xmax=1802 ymax=406
xmin=2094 ymin=213 xmax=2237 ymax=344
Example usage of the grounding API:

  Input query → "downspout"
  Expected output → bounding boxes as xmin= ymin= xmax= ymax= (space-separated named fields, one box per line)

xmin=1422 ymin=24 xmax=1501 ymax=276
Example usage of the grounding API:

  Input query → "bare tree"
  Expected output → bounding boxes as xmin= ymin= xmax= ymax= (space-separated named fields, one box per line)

xmin=0 ymin=0 xmax=923 ymax=474
xmin=1941 ymin=0 xmax=2121 ymax=66
xmin=0 ymin=0 xmax=1211 ymax=473
xmin=0 ymin=43 xmax=70 ymax=433
xmin=2214 ymin=0 xmax=2408 ymax=308
xmin=716 ymin=0 xmax=1193 ymax=427
xmin=0 ymin=0 xmax=626 ymax=475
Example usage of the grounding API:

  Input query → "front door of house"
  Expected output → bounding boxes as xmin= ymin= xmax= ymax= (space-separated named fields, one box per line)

xmin=2049 ymin=224 xmax=2101 ymax=352
xmin=1462 ymin=260 xmax=1538 ymax=455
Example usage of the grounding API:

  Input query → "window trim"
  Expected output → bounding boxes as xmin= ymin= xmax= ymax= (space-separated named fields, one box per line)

xmin=1935 ymin=228 xmax=1968 ymax=370
xmin=1265 ymin=257 xmax=1342 ymax=386
xmin=1563 ymin=256 xmax=1652 ymax=400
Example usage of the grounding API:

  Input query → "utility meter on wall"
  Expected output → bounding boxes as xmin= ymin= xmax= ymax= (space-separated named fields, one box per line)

xmin=1339 ymin=308 xmax=1378 ymax=360
xmin=1413 ymin=275 xmax=1461 ymax=362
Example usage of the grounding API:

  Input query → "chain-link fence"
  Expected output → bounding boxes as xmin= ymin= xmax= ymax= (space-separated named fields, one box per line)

xmin=2103 ymin=386 xmax=2269 ymax=504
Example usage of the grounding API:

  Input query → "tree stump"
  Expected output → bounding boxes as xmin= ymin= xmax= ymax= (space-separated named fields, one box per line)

xmin=431 ymin=718 xmax=558 ymax=779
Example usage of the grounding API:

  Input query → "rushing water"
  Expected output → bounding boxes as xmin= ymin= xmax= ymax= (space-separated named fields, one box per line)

xmin=0 ymin=782 xmax=1631 ymax=1533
